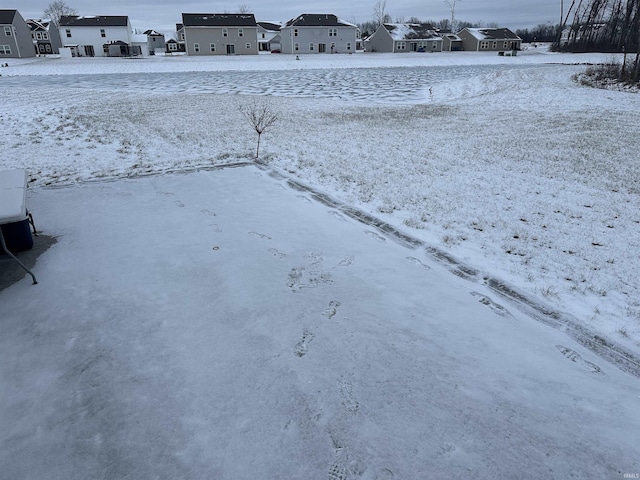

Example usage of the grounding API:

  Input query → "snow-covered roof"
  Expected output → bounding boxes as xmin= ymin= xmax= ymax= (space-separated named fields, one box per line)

xmin=462 ymin=27 xmax=520 ymax=40
xmin=383 ymin=23 xmax=440 ymax=41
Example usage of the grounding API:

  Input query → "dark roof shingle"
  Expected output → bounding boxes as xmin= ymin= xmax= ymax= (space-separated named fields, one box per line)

xmin=59 ymin=15 xmax=129 ymax=27
xmin=182 ymin=14 xmax=257 ymax=27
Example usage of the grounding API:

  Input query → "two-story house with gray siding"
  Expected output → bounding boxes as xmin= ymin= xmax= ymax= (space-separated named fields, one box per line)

xmin=182 ymin=13 xmax=258 ymax=55
xmin=59 ymin=15 xmax=133 ymax=57
xmin=366 ymin=23 xmax=442 ymax=53
xmin=27 ymin=19 xmax=62 ymax=55
xmin=0 ymin=10 xmax=36 ymax=58
xmin=280 ymin=14 xmax=358 ymax=54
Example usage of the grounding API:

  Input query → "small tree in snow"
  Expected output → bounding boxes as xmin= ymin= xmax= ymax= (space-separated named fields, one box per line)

xmin=239 ymin=99 xmax=279 ymax=160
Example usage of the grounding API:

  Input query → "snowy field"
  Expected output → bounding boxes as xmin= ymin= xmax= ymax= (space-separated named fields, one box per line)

xmin=1 ymin=47 xmax=640 ymax=478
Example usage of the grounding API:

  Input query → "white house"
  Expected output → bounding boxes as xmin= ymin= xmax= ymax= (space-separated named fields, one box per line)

xmin=58 ymin=15 xmax=133 ymax=57
xmin=257 ymin=21 xmax=281 ymax=52
xmin=280 ymin=14 xmax=358 ymax=54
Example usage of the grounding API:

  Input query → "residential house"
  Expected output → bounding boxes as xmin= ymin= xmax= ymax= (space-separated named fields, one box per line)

xmin=457 ymin=27 xmax=521 ymax=52
xmin=144 ymin=29 xmax=165 ymax=54
xmin=366 ymin=23 xmax=442 ymax=53
xmin=167 ymin=23 xmax=187 ymax=53
xmin=58 ymin=15 xmax=133 ymax=57
xmin=181 ymin=13 xmax=258 ymax=55
xmin=257 ymin=21 xmax=281 ymax=52
xmin=440 ymin=30 xmax=463 ymax=51
xmin=280 ymin=14 xmax=358 ymax=54
xmin=0 ymin=9 xmax=36 ymax=58
xmin=27 ymin=18 xmax=62 ymax=55
xmin=165 ymin=38 xmax=185 ymax=54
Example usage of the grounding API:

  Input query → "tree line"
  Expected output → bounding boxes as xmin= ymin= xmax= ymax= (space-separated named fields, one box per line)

xmin=555 ymin=0 xmax=640 ymax=81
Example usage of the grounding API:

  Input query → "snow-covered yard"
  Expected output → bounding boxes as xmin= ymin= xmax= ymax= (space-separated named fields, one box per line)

xmin=1 ymin=47 xmax=639 ymax=478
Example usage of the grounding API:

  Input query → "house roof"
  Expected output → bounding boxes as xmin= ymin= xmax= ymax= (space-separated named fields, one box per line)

xmin=0 ymin=9 xmax=18 ymax=24
xmin=182 ymin=13 xmax=257 ymax=27
xmin=257 ymin=21 xmax=281 ymax=31
xmin=463 ymin=28 xmax=520 ymax=40
xmin=284 ymin=14 xmax=356 ymax=28
xmin=383 ymin=23 xmax=440 ymax=41
xmin=27 ymin=19 xmax=49 ymax=31
xmin=143 ymin=29 xmax=164 ymax=36
xmin=59 ymin=16 xmax=129 ymax=27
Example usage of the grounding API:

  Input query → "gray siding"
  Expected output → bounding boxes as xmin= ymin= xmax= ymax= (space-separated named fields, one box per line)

xmin=281 ymin=26 xmax=356 ymax=54
xmin=365 ymin=26 xmax=393 ymax=52
xmin=1 ymin=11 xmax=36 ymax=58
xmin=185 ymin=26 xmax=258 ymax=55
xmin=458 ymin=29 xmax=521 ymax=52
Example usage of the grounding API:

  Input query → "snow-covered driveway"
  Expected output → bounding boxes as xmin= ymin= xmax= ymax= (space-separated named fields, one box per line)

xmin=1 ymin=167 xmax=638 ymax=479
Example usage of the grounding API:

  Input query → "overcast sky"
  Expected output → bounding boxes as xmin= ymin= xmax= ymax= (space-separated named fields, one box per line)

xmin=15 ymin=1 xmax=562 ymax=34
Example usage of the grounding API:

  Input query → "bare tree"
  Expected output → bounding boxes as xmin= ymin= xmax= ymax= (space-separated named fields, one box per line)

xmin=238 ymin=4 xmax=252 ymax=14
xmin=444 ymin=0 xmax=462 ymax=32
xmin=44 ymin=0 xmax=77 ymax=27
xmin=373 ymin=0 xmax=391 ymax=26
xmin=239 ymin=99 xmax=279 ymax=159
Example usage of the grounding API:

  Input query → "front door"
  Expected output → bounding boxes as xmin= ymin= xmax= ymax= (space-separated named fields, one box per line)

xmin=84 ymin=45 xmax=95 ymax=56
xmin=226 ymin=44 xmax=235 ymax=54
xmin=318 ymin=43 xmax=326 ymax=53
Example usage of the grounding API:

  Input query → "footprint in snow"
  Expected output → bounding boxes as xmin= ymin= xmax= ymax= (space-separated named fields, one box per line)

xmin=556 ymin=345 xmax=603 ymax=374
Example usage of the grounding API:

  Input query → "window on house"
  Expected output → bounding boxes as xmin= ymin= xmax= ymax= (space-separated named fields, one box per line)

xmin=4 ymin=27 xmax=11 ymax=36
xmin=100 ymin=29 xmax=106 ymax=38
xmin=66 ymin=29 xmax=71 ymax=38
xmin=223 ymin=28 xmax=228 ymax=37
xmin=294 ymin=42 xmax=299 ymax=51
xmin=45 ymin=44 xmax=52 ymax=53
xmin=328 ymin=28 xmax=337 ymax=37
xmin=346 ymin=42 xmax=351 ymax=50
xmin=480 ymin=41 xmax=489 ymax=49
xmin=43 ymin=32 xmax=49 ymax=40
xmin=180 ymin=32 xmax=185 ymax=41
xmin=261 ymin=33 xmax=265 ymax=38
xmin=503 ymin=41 xmax=508 ymax=48
xmin=294 ymin=29 xmax=298 ymax=37
xmin=245 ymin=43 xmax=251 ymax=49
xmin=35 ymin=32 xmax=42 ymax=40
xmin=38 ymin=44 xmax=45 ymax=53
xmin=194 ymin=43 xmax=200 ymax=52
xmin=492 ymin=41 xmax=497 ymax=48
xmin=168 ymin=42 xmax=177 ymax=51
xmin=397 ymin=41 xmax=406 ymax=50
xmin=309 ymin=42 xmax=314 ymax=51
xmin=210 ymin=43 xmax=215 ymax=52
xmin=238 ymin=28 xmax=243 ymax=37
xmin=0 ymin=45 xmax=11 ymax=54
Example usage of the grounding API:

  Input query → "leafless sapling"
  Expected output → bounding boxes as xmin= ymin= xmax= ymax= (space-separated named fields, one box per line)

xmin=239 ymin=99 xmax=279 ymax=160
